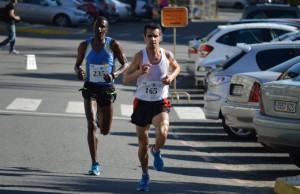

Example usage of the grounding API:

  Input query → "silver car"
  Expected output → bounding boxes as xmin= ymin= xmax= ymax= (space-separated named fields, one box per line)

xmin=221 ymin=56 xmax=300 ymax=140
xmin=204 ymin=42 xmax=300 ymax=139
xmin=0 ymin=0 xmax=88 ymax=27
xmin=254 ymin=65 xmax=300 ymax=168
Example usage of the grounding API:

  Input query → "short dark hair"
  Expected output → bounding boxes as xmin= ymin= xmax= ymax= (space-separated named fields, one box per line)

xmin=95 ymin=16 xmax=109 ymax=28
xmin=144 ymin=23 xmax=162 ymax=36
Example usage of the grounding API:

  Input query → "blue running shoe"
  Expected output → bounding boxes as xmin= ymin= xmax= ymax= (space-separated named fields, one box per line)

xmin=150 ymin=145 xmax=164 ymax=171
xmin=88 ymin=162 xmax=101 ymax=175
xmin=137 ymin=173 xmax=149 ymax=191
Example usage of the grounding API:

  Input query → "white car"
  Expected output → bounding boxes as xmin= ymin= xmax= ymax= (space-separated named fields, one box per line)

xmin=193 ymin=22 xmax=298 ymax=88
xmin=254 ymin=66 xmax=300 ymax=168
xmin=0 ymin=0 xmax=88 ymax=27
xmin=221 ymin=56 xmax=300 ymax=140
xmin=218 ymin=0 xmax=250 ymax=9
xmin=110 ymin=0 xmax=131 ymax=20
xmin=204 ymin=42 xmax=300 ymax=138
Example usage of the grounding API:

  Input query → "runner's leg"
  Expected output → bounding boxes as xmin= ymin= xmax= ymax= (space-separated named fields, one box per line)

xmin=98 ymin=104 xmax=114 ymax=135
xmin=84 ymin=99 xmax=98 ymax=163
xmin=136 ymin=125 xmax=151 ymax=174
xmin=152 ymin=112 xmax=169 ymax=151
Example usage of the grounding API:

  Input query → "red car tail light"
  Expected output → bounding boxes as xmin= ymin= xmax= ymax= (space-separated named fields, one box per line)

xmin=259 ymin=95 xmax=265 ymax=114
xmin=249 ymin=82 xmax=260 ymax=103
xmin=189 ymin=47 xmax=198 ymax=54
xmin=199 ymin=45 xmax=213 ymax=57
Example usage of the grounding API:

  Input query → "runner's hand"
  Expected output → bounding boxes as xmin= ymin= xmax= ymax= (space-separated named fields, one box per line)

xmin=162 ymin=74 xmax=172 ymax=85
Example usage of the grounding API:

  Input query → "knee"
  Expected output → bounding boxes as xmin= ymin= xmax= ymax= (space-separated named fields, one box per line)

xmin=159 ymin=122 xmax=169 ymax=137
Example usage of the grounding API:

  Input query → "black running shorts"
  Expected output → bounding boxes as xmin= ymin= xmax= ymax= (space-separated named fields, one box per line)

xmin=81 ymin=82 xmax=116 ymax=106
xmin=131 ymin=98 xmax=171 ymax=127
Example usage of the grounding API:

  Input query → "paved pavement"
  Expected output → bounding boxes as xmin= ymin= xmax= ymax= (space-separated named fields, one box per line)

xmin=0 ymin=10 xmax=300 ymax=193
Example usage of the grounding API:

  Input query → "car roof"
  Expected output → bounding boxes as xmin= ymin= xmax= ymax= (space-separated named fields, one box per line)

xmin=218 ymin=22 xmax=298 ymax=30
xmin=237 ymin=41 xmax=300 ymax=51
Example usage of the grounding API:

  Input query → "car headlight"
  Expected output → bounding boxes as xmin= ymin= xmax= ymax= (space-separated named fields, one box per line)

xmin=197 ymin=66 xmax=212 ymax=72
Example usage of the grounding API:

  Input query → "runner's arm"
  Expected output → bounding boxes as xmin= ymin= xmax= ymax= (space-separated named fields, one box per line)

xmin=163 ymin=50 xmax=180 ymax=85
xmin=74 ymin=41 xmax=87 ymax=80
xmin=123 ymin=51 xmax=144 ymax=84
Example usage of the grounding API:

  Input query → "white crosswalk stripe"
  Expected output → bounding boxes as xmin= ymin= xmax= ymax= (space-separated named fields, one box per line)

xmin=174 ymin=107 xmax=206 ymax=120
xmin=65 ymin=101 xmax=85 ymax=114
xmin=120 ymin=104 xmax=132 ymax=117
xmin=4 ymin=98 xmax=206 ymax=120
xmin=6 ymin=98 xmax=42 ymax=111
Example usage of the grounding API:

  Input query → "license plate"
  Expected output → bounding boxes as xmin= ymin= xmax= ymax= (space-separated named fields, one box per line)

xmin=274 ymin=100 xmax=296 ymax=113
xmin=231 ymin=85 xmax=243 ymax=95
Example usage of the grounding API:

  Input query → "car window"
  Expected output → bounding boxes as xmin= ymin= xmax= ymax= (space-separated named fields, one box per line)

xmin=246 ymin=10 xmax=298 ymax=19
xmin=256 ymin=48 xmax=300 ymax=71
xmin=216 ymin=29 xmax=273 ymax=46
xmin=22 ymin=0 xmax=42 ymax=4
xmin=269 ymin=56 xmax=300 ymax=72
xmin=270 ymin=29 xmax=294 ymax=39
xmin=222 ymin=51 xmax=247 ymax=70
xmin=204 ymin=28 xmax=221 ymax=42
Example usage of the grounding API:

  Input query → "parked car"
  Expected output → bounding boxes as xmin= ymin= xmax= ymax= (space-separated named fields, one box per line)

xmin=242 ymin=3 xmax=300 ymax=19
xmin=254 ymin=65 xmax=300 ymax=167
xmin=116 ymin=0 xmax=152 ymax=19
xmin=58 ymin=0 xmax=99 ymax=25
xmin=187 ymin=18 xmax=300 ymax=65
xmin=82 ymin=0 xmax=120 ymax=24
xmin=0 ymin=0 xmax=88 ymax=27
xmin=218 ymin=0 xmax=250 ymax=9
xmin=193 ymin=22 xmax=298 ymax=88
xmin=221 ymin=56 xmax=300 ymax=140
xmin=110 ymin=0 xmax=131 ymax=20
xmin=204 ymin=42 xmax=300 ymax=138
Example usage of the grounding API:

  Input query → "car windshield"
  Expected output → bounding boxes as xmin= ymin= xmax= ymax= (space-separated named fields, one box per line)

xmin=280 ymin=62 xmax=300 ymax=80
xmin=268 ymin=56 xmax=300 ymax=72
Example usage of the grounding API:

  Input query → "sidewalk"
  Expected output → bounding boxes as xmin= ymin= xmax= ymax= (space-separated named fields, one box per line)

xmin=0 ymin=22 xmax=87 ymax=35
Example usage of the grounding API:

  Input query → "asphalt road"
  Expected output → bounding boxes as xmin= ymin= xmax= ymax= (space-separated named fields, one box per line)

xmin=0 ymin=15 xmax=299 ymax=194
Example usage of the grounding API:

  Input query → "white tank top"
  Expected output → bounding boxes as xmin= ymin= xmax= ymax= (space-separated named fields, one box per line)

xmin=134 ymin=47 xmax=169 ymax=101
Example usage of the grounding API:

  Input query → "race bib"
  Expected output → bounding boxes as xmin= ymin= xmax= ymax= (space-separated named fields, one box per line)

xmin=140 ymin=81 xmax=164 ymax=100
xmin=89 ymin=64 xmax=110 ymax=83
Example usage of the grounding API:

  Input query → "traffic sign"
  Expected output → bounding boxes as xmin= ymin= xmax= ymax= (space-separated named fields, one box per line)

xmin=161 ymin=7 xmax=188 ymax=27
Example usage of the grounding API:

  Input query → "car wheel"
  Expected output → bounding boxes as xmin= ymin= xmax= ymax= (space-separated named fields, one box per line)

xmin=221 ymin=117 xmax=257 ymax=140
xmin=85 ymin=13 xmax=95 ymax=26
xmin=289 ymin=153 xmax=300 ymax=168
xmin=53 ymin=14 xmax=71 ymax=27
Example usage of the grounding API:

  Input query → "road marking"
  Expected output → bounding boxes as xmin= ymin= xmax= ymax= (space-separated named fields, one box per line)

xmin=65 ymin=101 xmax=84 ymax=114
xmin=0 ymin=110 xmax=130 ymax=120
xmin=173 ymin=107 xmax=206 ymax=120
xmin=4 ymin=98 xmax=207 ymax=120
xmin=120 ymin=104 xmax=132 ymax=117
xmin=6 ymin=98 xmax=42 ymax=111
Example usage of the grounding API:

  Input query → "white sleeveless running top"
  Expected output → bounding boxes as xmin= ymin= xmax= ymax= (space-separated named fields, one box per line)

xmin=134 ymin=47 xmax=169 ymax=101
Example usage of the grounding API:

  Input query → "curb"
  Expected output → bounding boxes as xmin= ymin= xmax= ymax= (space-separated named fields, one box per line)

xmin=0 ymin=25 xmax=87 ymax=35
xmin=274 ymin=175 xmax=300 ymax=194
